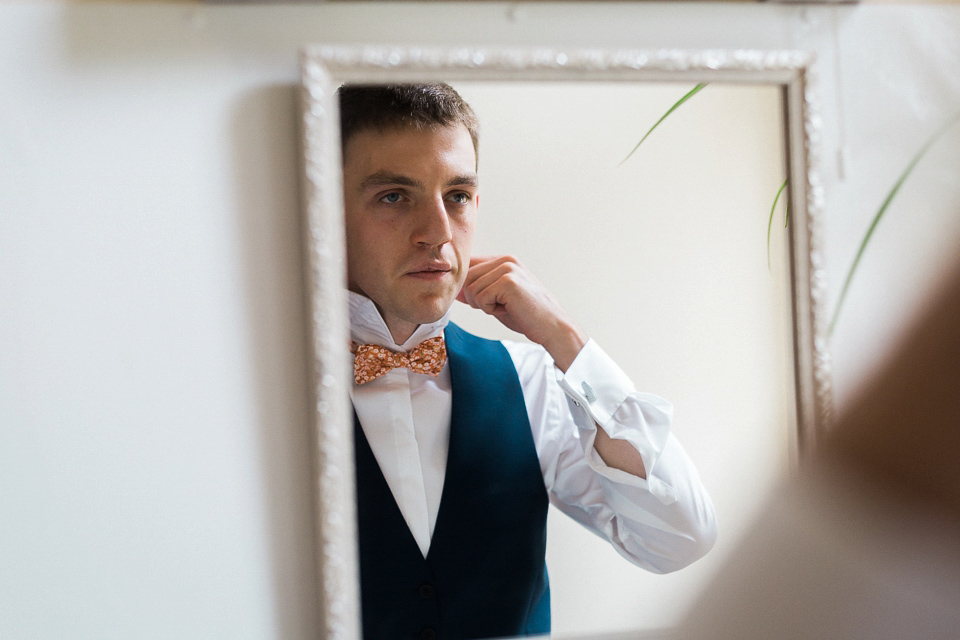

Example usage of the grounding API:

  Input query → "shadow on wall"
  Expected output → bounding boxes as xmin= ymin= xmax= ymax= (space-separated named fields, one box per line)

xmin=59 ymin=2 xmax=428 ymax=66
xmin=230 ymin=84 xmax=321 ymax=640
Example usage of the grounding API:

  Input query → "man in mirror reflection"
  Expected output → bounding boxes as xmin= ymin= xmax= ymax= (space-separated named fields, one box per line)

xmin=340 ymin=83 xmax=717 ymax=640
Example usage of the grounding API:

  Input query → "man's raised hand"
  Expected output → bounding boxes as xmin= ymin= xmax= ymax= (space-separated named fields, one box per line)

xmin=459 ymin=255 xmax=647 ymax=477
xmin=456 ymin=255 xmax=587 ymax=371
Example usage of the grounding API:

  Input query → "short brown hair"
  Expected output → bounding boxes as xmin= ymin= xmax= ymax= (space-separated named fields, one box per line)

xmin=337 ymin=83 xmax=479 ymax=159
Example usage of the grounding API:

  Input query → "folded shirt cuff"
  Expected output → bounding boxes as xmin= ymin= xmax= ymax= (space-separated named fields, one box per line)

xmin=555 ymin=338 xmax=634 ymax=427
xmin=555 ymin=339 xmax=676 ymax=504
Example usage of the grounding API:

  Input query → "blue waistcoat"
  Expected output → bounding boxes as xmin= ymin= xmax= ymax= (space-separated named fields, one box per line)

xmin=354 ymin=322 xmax=550 ymax=640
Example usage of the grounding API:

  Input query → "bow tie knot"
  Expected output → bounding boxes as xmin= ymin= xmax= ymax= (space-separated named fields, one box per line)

xmin=351 ymin=336 xmax=447 ymax=385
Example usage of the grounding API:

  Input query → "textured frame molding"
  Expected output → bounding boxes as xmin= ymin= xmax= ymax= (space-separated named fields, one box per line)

xmin=298 ymin=45 xmax=831 ymax=640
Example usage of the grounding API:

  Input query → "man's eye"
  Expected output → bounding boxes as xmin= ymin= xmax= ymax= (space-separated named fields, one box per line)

xmin=380 ymin=193 xmax=403 ymax=204
xmin=449 ymin=192 xmax=470 ymax=204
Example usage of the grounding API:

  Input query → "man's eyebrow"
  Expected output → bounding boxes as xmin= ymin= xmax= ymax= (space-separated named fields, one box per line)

xmin=360 ymin=172 xmax=423 ymax=190
xmin=359 ymin=172 xmax=479 ymax=190
xmin=447 ymin=174 xmax=479 ymax=188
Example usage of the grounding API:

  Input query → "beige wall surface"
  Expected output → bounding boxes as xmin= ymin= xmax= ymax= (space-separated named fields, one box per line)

xmin=2 ymin=2 xmax=960 ymax=639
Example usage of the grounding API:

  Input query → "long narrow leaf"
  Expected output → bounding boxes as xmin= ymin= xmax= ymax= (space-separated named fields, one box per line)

xmin=767 ymin=178 xmax=789 ymax=271
xmin=828 ymin=110 xmax=960 ymax=336
xmin=620 ymin=83 xmax=707 ymax=165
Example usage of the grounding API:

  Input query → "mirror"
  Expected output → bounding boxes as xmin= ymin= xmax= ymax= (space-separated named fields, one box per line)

xmin=452 ymin=80 xmax=790 ymax=635
xmin=298 ymin=47 xmax=830 ymax=640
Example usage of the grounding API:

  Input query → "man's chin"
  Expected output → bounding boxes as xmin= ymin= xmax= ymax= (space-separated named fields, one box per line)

xmin=411 ymin=301 xmax=454 ymax=325
xmin=405 ymin=292 xmax=456 ymax=325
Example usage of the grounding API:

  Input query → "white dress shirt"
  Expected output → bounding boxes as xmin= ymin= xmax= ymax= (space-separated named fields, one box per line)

xmin=349 ymin=292 xmax=717 ymax=570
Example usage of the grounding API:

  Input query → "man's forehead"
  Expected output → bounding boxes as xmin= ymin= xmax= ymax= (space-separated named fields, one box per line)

xmin=344 ymin=120 xmax=471 ymax=144
xmin=342 ymin=123 xmax=477 ymax=175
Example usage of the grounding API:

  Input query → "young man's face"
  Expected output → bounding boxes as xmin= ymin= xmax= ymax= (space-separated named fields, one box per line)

xmin=342 ymin=123 xmax=478 ymax=341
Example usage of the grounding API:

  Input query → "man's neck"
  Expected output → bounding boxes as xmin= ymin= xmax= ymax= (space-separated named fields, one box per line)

xmin=385 ymin=319 xmax=419 ymax=346
xmin=348 ymin=290 xmax=452 ymax=349
xmin=370 ymin=299 xmax=420 ymax=346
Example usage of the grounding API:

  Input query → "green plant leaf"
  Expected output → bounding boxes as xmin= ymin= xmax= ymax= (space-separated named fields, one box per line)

xmin=767 ymin=178 xmax=789 ymax=271
xmin=620 ymin=83 xmax=707 ymax=165
xmin=828 ymin=109 xmax=960 ymax=337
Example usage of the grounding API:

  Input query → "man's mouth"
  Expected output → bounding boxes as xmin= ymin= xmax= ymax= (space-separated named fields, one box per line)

xmin=406 ymin=262 xmax=452 ymax=280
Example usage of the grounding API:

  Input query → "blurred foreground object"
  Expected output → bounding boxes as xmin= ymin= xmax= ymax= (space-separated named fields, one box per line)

xmin=677 ymin=258 xmax=960 ymax=639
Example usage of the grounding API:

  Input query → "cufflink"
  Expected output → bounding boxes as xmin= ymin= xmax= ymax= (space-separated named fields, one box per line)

xmin=581 ymin=381 xmax=597 ymax=404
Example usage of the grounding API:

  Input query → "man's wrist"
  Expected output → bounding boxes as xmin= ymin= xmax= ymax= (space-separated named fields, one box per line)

xmin=541 ymin=321 xmax=588 ymax=372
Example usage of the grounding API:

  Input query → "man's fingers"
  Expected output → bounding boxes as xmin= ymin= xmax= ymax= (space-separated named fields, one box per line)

xmin=463 ymin=264 xmax=522 ymax=315
xmin=462 ymin=255 xmax=519 ymax=287
xmin=456 ymin=257 xmax=499 ymax=307
xmin=469 ymin=254 xmax=513 ymax=267
xmin=473 ymin=275 xmax=513 ymax=314
xmin=467 ymin=262 xmax=515 ymax=295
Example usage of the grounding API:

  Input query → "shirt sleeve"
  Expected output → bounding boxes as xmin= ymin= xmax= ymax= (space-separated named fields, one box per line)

xmin=503 ymin=339 xmax=718 ymax=574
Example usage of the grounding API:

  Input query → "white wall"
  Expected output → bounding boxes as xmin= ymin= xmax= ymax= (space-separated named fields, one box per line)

xmin=3 ymin=3 xmax=960 ymax=639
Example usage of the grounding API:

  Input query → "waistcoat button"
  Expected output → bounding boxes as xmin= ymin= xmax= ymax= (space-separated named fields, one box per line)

xmin=418 ymin=584 xmax=434 ymax=599
xmin=420 ymin=626 xmax=437 ymax=640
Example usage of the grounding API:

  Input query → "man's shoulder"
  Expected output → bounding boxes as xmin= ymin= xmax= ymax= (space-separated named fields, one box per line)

xmin=445 ymin=323 xmax=553 ymax=372
xmin=444 ymin=321 xmax=497 ymax=345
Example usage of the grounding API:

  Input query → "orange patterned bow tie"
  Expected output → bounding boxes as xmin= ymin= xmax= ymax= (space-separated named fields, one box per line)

xmin=350 ymin=336 xmax=447 ymax=385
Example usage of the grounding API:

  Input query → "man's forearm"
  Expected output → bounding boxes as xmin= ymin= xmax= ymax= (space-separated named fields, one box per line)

xmin=593 ymin=425 xmax=648 ymax=479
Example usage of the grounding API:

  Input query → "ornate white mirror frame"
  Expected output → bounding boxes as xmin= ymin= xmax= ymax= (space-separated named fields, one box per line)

xmin=298 ymin=45 xmax=832 ymax=640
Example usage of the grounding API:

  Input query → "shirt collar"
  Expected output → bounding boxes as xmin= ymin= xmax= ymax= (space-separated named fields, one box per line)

xmin=348 ymin=291 xmax=451 ymax=353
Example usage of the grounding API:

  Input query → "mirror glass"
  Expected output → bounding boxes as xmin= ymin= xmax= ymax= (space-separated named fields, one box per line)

xmin=446 ymin=81 xmax=793 ymax=635
xmin=333 ymin=77 xmax=797 ymax=638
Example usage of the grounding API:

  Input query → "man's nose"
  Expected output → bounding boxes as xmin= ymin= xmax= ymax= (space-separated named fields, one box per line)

xmin=412 ymin=196 xmax=453 ymax=247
